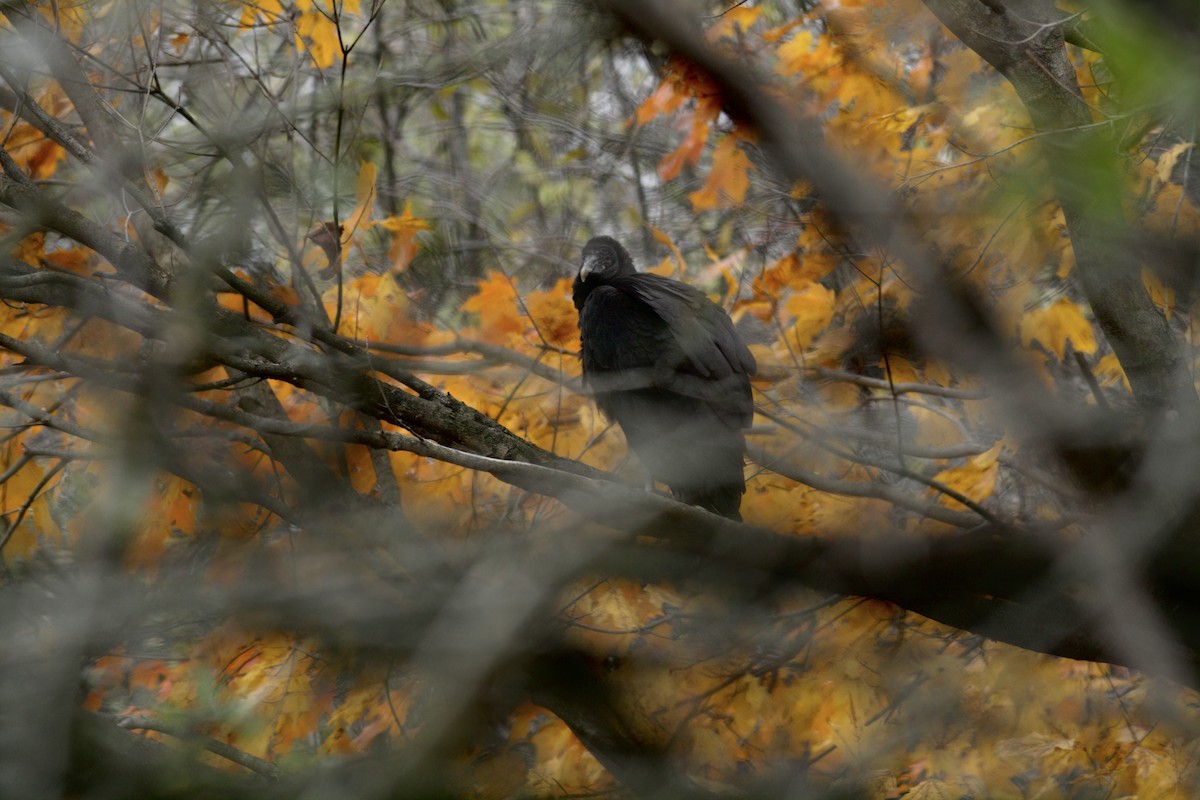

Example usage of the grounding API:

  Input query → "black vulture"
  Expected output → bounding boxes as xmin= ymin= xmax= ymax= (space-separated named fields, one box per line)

xmin=572 ymin=235 xmax=756 ymax=520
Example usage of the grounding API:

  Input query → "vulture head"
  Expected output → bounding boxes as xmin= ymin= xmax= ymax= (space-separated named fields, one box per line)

xmin=578 ymin=236 xmax=636 ymax=283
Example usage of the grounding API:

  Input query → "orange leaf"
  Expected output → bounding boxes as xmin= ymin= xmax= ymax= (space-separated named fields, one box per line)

xmin=148 ymin=166 xmax=169 ymax=196
xmin=344 ymin=442 xmax=377 ymax=494
xmin=43 ymin=246 xmax=93 ymax=274
xmin=463 ymin=271 xmax=524 ymax=340
xmin=373 ymin=201 xmax=430 ymax=273
xmin=658 ymin=116 xmax=708 ymax=181
xmin=634 ymin=79 xmax=688 ymax=127
xmin=15 ymin=232 xmax=45 ymax=266
xmin=524 ymin=278 xmax=578 ymax=348
xmin=5 ymin=119 xmax=68 ymax=179
xmin=326 ymin=273 xmax=416 ymax=342
xmin=688 ymin=135 xmax=753 ymax=211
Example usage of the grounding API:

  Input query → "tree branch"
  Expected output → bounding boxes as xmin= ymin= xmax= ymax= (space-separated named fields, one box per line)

xmin=115 ymin=716 xmax=280 ymax=780
xmin=921 ymin=0 xmax=1197 ymax=415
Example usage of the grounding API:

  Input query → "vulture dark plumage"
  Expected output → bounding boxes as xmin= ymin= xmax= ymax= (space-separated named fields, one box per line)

xmin=572 ymin=235 xmax=756 ymax=520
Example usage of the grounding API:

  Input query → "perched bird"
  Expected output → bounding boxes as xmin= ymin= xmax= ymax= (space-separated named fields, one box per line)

xmin=573 ymin=235 xmax=756 ymax=520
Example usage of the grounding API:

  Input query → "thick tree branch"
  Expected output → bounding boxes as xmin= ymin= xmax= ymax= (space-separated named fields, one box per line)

xmin=0 ymin=168 xmax=168 ymax=295
xmin=920 ymin=0 xmax=1197 ymax=415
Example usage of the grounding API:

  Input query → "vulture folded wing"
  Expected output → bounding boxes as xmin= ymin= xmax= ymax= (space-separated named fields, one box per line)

xmin=621 ymin=273 xmax=756 ymax=427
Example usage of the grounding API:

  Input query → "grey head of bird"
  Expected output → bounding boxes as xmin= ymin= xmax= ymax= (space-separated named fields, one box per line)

xmin=579 ymin=236 xmax=635 ymax=282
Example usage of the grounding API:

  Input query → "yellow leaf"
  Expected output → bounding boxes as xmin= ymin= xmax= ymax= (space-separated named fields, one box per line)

xmin=0 ymin=448 xmax=52 ymax=565
xmin=1156 ymin=142 xmax=1193 ymax=188
xmin=996 ymin=732 xmax=1078 ymax=762
xmin=342 ymin=160 xmax=377 ymax=239
xmin=239 ymin=0 xmax=287 ymax=28
xmin=34 ymin=3 xmax=89 ymax=41
xmin=904 ymin=778 xmax=959 ymax=800
xmin=1019 ymin=297 xmax=1097 ymax=359
xmin=784 ymin=282 xmax=835 ymax=349
xmin=1143 ymin=268 xmax=1175 ymax=319
xmin=218 ymin=634 xmax=328 ymax=757
xmin=522 ymin=710 xmax=612 ymax=795
xmin=296 ymin=7 xmax=341 ymax=69
xmin=908 ymin=406 xmax=966 ymax=449
xmin=931 ymin=443 xmax=1000 ymax=508
xmin=777 ymin=30 xmax=815 ymax=76
xmin=326 ymin=273 xmax=419 ymax=343
xmin=705 ymin=6 xmax=762 ymax=41
xmin=1145 ymin=182 xmax=1200 ymax=240
xmin=1094 ymin=352 xmax=1129 ymax=390
xmin=650 ymin=226 xmax=686 ymax=273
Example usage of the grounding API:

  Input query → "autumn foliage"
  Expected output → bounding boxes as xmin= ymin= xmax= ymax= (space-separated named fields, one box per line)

xmin=3 ymin=1 xmax=1200 ymax=799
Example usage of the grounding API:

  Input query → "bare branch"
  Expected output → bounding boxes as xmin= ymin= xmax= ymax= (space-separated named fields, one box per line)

xmin=116 ymin=716 xmax=281 ymax=780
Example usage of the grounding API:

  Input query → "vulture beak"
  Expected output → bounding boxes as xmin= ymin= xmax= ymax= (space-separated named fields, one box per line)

xmin=579 ymin=254 xmax=599 ymax=281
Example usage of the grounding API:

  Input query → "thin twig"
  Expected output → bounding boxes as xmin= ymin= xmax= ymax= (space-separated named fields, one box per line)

xmin=116 ymin=716 xmax=280 ymax=779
